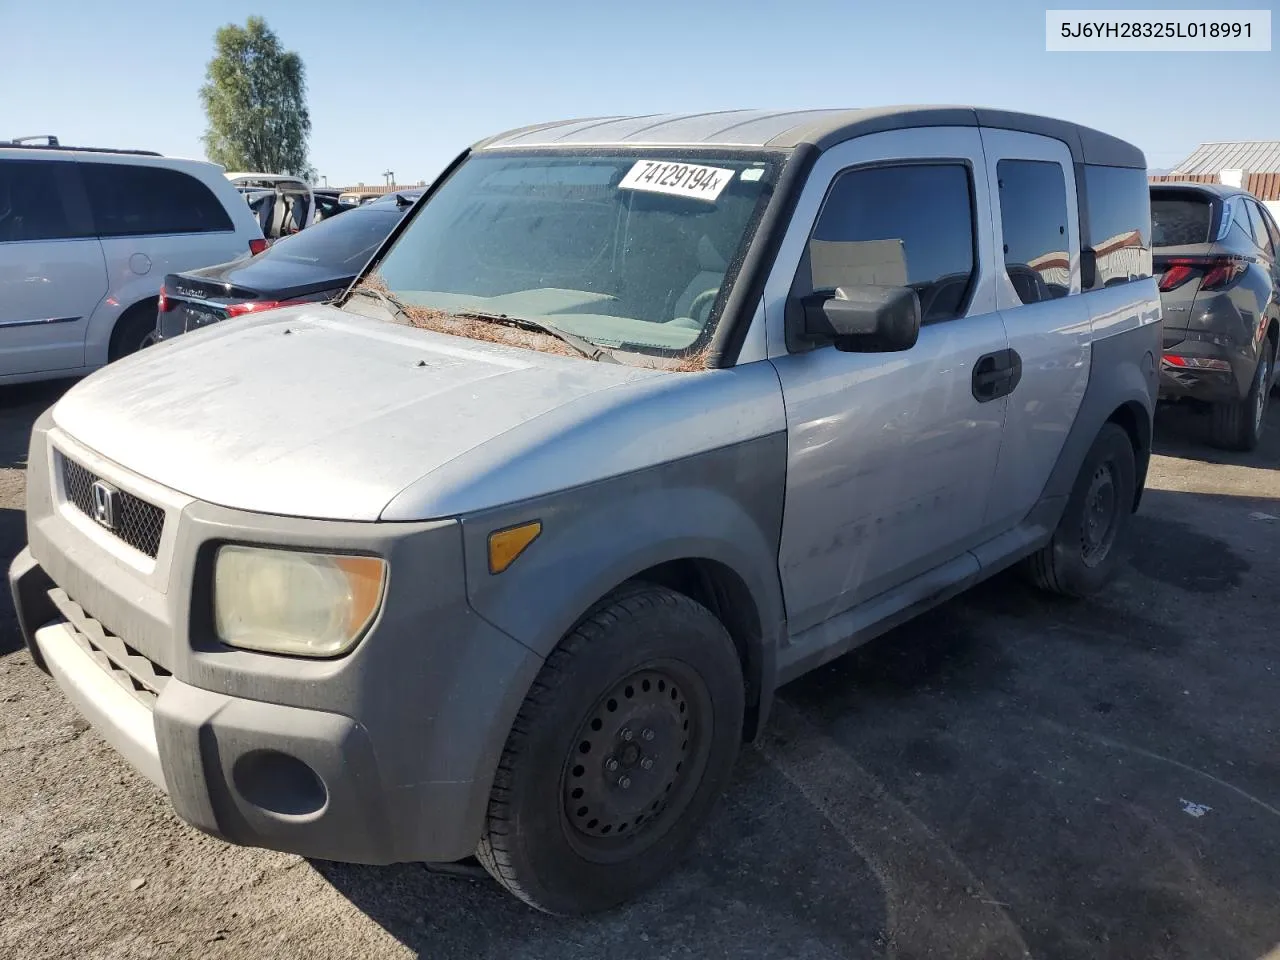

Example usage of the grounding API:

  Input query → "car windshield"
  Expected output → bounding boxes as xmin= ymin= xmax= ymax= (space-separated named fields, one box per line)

xmin=363 ymin=150 xmax=780 ymax=357
xmin=261 ymin=207 xmax=400 ymax=268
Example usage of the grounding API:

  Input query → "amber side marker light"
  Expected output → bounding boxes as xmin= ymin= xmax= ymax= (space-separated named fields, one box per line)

xmin=488 ymin=521 xmax=542 ymax=574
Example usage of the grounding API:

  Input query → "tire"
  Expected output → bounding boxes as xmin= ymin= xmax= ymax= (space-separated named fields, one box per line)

xmin=108 ymin=303 xmax=159 ymax=362
xmin=476 ymin=584 xmax=744 ymax=915
xmin=1210 ymin=343 xmax=1272 ymax=451
xmin=1025 ymin=422 xmax=1137 ymax=597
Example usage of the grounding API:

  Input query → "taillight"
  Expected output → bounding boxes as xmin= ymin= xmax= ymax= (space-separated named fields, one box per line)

xmin=1200 ymin=258 xmax=1248 ymax=291
xmin=1157 ymin=263 xmax=1195 ymax=292
xmin=1157 ymin=256 xmax=1250 ymax=293
xmin=157 ymin=286 xmax=171 ymax=313
xmin=249 ymin=238 xmax=269 ymax=256
xmin=225 ymin=300 xmax=282 ymax=318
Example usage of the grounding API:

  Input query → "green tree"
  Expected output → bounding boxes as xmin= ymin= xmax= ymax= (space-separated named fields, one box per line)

xmin=199 ymin=17 xmax=314 ymax=179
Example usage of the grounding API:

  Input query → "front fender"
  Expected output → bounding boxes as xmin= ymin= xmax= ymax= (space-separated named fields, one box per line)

xmin=459 ymin=432 xmax=788 ymax=672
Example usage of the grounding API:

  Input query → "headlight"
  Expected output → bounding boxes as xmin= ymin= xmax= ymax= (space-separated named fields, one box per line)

xmin=214 ymin=546 xmax=387 ymax=657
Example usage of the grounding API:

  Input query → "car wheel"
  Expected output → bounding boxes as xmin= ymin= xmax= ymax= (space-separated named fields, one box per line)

xmin=1025 ymin=422 xmax=1136 ymax=597
xmin=476 ymin=584 xmax=744 ymax=915
xmin=1210 ymin=345 xmax=1272 ymax=451
xmin=108 ymin=304 xmax=160 ymax=361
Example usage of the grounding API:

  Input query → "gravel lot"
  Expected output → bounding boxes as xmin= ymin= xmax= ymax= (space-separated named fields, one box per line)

xmin=2 ymin=379 xmax=1278 ymax=960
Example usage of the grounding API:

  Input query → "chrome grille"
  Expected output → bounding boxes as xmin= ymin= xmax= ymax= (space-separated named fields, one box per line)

xmin=49 ymin=588 xmax=171 ymax=707
xmin=61 ymin=455 xmax=165 ymax=558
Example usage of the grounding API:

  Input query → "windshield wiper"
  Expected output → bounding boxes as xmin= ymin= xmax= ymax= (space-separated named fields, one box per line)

xmin=344 ymin=291 xmax=619 ymax=364
xmin=344 ymin=284 xmax=414 ymax=325
xmin=454 ymin=311 xmax=620 ymax=364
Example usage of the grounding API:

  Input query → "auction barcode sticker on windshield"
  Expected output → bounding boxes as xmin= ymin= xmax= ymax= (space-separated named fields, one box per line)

xmin=619 ymin=160 xmax=735 ymax=202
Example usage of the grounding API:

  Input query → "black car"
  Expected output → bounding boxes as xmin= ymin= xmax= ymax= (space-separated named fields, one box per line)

xmin=1153 ymin=183 xmax=1280 ymax=450
xmin=155 ymin=191 xmax=421 ymax=342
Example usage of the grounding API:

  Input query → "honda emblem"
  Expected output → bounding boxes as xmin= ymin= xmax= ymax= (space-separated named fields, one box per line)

xmin=90 ymin=480 xmax=119 ymax=531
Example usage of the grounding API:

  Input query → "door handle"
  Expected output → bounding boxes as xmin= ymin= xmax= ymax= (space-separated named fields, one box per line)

xmin=972 ymin=349 xmax=1022 ymax=402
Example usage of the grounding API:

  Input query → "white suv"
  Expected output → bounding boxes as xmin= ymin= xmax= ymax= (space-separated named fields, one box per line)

xmin=0 ymin=139 xmax=265 ymax=385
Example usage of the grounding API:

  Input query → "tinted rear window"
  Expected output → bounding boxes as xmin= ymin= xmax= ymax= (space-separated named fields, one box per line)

xmin=1081 ymin=165 xmax=1152 ymax=289
xmin=1150 ymin=191 xmax=1214 ymax=247
xmin=0 ymin=159 xmax=91 ymax=242
xmin=81 ymin=162 xmax=234 ymax=237
xmin=261 ymin=207 xmax=399 ymax=268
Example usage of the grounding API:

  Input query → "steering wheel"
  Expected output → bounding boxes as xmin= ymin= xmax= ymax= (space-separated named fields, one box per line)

xmin=684 ymin=288 xmax=720 ymax=324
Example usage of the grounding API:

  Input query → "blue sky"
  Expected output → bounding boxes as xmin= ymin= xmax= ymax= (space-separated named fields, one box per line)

xmin=2 ymin=0 xmax=1275 ymax=186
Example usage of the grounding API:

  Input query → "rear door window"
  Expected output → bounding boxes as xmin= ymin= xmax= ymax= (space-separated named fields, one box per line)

xmin=80 ymin=162 xmax=234 ymax=237
xmin=798 ymin=163 xmax=977 ymax=324
xmin=1080 ymin=165 xmax=1151 ymax=289
xmin=996 ymin=159 xmax=1070 ymax=304
xmin=1150 ymin=192 xmax=1214 ymax=246
xmin=0 ymin=159 xmax=92 ymax=242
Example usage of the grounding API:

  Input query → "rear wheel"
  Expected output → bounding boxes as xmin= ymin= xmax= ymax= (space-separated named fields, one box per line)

xmin=1210 ymin=344 xmax=1272 ymax=451
xmin=1025 ymin=423 xmax=1136 ymax=597
xmin=108 ymin=302 xmax=159 ymax=361
xmin=476 ymin=585 xmax=743 ymax=915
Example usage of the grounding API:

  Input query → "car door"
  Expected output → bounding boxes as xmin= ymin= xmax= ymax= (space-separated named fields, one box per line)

xmin=765 ymin=127 xmax=1009 ymax=635
xmin=0 ymin=156 xmax=106 ymax=379
xmin=977 ymin=129 xmax=1093 ymax=532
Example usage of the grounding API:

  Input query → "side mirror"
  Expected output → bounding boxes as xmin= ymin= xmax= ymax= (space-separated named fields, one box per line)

xmin=801 ymin=285 xmax=921 ymax=352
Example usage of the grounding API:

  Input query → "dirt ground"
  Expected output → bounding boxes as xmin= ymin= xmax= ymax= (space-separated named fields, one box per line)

xmin=2 ymin=379 xmax=1277 ymax=960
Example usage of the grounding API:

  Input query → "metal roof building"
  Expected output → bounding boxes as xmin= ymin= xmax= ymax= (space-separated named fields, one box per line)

xmin=1163 ymin=140 xmax=1280 ymax=203
xmin=1171 ymin=140 xmax=1280 ymax=175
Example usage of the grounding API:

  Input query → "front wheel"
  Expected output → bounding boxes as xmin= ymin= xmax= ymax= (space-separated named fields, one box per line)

xmin=476 ymin=585 xmax=744 ymax=914
xmin=1025 ymin=422 xmax=1137 ymax=597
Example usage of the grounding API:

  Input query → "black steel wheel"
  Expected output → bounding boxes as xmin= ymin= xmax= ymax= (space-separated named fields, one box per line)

xmin=561 ymin=665 xmax=707 ymax=857
xmin=1026 ymin=422 xmax=1136 ymax=597
xmin=477 ymin=585 xmax=743 ymax=915
xmin=1079 ymin=461 xmax=1120 ymax=568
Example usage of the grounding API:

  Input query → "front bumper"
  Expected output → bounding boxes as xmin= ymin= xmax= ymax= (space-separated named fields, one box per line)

xmin=10 ymin=413 xmax=543 ymax=865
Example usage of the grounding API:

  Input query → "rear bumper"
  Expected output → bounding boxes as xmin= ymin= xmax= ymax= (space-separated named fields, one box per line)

xmin=1159 ymin=289 xmax=1265 ymax=404
xmin=1158 ymin=339 xmax=1255 ymax=403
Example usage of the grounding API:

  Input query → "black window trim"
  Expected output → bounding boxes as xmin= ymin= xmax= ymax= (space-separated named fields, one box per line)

xmin=996 ymin=156 xmax=1075 ymax=305
xmin=786 ymin=156 xmax=981 ymax=352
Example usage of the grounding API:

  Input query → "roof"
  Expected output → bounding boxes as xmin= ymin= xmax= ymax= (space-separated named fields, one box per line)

xmin=474 ymin=106 xmax=1145 ymax=168
xmin=1171 ymin=140 xmax=1280 ymax=175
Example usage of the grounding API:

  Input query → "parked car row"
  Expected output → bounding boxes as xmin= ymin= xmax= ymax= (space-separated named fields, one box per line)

xmin=0 ymin=138 xmax=416 ymax=384
xmin=12 ymin=106 xmax=1177 ymax=916
xmin=1 ymin=137 xmax=265 ymax=384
